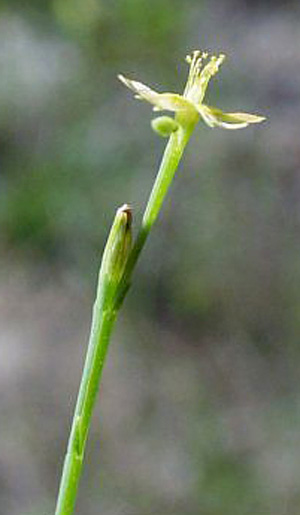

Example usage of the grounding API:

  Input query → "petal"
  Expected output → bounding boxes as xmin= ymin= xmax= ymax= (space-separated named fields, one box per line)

xmin=198 ymin=104 xmax=265 ymax=129
xmin=118 ymin=74 xmax=195 ymax=113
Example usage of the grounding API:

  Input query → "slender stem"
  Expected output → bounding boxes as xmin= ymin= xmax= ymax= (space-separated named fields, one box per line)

xmin=55 ymin=290 xmax=116 ymax=515
xmin=118 ymin=122 xmax=194 ymax=301
xmin=54 ymin=119 xmax=196 ymax=515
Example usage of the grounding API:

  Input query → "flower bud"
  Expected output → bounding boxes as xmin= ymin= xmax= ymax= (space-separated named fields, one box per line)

xmin=100 ymin=204 xmax=132 ymax=287
xmin=151 ymin=116 xmax=179 ymax=137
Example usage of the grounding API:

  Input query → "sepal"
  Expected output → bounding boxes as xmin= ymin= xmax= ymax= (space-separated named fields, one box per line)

xmin=198 ymin=104 xmax=266 ymax=129
xmin=118 ymin=74 xmax=195 ymax=113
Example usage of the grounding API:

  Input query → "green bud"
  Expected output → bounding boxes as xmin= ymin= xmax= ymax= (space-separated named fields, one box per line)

xmin=151 ymin=116 xmax=179 ymax=137
xmin=100 ymin=204 xmax=132 ymax=287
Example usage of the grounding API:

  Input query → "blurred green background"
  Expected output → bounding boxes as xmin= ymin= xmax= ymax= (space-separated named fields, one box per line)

xmin=1 ymin=1 xmax=300 ymax=514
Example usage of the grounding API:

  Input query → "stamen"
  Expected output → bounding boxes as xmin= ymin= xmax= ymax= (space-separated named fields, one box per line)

xmin=184 ymin=50 xmax=208 ymax=97
xmin=185 ymin=51 xmax=226 ymax=104
xmin=196 ymin=53 xmax=225 ymax=102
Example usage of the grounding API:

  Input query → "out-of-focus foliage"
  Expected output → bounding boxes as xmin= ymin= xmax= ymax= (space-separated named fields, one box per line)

xmin=1 ymin=1 xmax=300 ymax=515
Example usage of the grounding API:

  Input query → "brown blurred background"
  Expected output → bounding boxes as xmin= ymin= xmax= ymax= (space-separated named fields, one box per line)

xmin=1 ymin=1 xmax=300 ymax=514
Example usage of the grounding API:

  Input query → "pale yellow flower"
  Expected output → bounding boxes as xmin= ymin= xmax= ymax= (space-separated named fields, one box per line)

xmin=119 ymin=51 xmax=265 ymax=130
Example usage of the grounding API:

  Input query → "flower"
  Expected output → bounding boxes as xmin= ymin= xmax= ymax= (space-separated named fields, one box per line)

xmin=118 ymin=51 xmax=265 ymax=130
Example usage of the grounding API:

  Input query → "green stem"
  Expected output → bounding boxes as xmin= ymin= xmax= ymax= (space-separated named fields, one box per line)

xmin=118 ymin=122 xmax=194 ymax=299
xmin=55 ymin=292 xmax=116 ymax=515
xmin=54 ymin=120 xmax=195 ymax=515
